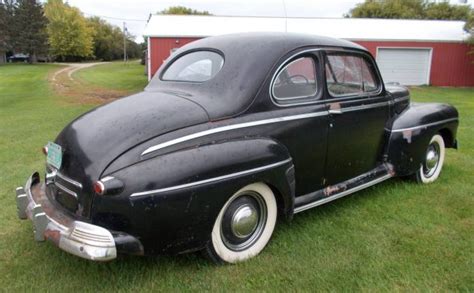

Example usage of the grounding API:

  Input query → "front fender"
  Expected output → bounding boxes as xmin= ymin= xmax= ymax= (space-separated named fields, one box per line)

xmin=91 ymin=138 xmax=294 ymax=254
xmin=386 ymin=102 xmax=459 ymax=176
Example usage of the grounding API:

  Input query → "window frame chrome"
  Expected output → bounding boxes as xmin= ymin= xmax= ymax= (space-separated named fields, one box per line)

xmin=269 ymin=49 xmax=324 ymax=107
xmin=272 ymin=57 xmax=319 ymax=101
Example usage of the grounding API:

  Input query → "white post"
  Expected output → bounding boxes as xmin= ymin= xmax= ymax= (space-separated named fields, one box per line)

xmin=147 ymin=36 xmax=151 ymax=81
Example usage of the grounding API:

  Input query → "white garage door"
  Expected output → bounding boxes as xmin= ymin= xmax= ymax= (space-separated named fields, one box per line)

xmin=376 ymin=48 xmax=432 ymax=86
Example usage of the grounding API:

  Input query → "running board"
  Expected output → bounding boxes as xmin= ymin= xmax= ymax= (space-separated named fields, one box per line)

xmin=294 ymin=164 xmax=394 ymax=214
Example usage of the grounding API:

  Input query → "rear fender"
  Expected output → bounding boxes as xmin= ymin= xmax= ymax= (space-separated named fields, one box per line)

xmin=91 ymin=138 xmax=294 ymax=254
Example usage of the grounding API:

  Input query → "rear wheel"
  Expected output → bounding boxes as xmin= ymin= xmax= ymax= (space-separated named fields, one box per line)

xmin=204 ymin=182 xmax=277 ymax=264
xmin=414 ymin=134 xmax=445 ymax=184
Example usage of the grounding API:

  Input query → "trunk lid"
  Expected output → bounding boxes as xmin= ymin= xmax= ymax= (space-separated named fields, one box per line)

xmin=52 ymin=91 xmax=209 ymax=218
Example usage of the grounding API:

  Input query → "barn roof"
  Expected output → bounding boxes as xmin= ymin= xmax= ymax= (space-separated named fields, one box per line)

xmin=143 ymin=15 xmax=469 ymax=42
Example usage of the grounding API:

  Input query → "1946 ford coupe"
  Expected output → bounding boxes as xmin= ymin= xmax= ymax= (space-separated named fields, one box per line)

xmin=15 ymin=33 xmax=459 ymax=263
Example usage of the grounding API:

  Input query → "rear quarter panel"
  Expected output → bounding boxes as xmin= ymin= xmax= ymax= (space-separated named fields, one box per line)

xmin=91 ymin=138 xmax=294 ymax=254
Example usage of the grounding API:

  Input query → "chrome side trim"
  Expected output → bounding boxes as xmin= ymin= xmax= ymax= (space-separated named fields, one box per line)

xmin=130 ymin=158 xmax=292 ymax=198
xmin=142 ymin=101 xmax=391 ymax=157
xmin=391 ymin=118 xmax=458 ymax=133
xmin=55 ymin=181 xmax=78 ymax=199
xmin=56 ymin=172 xmax=83 ymax=189
xmin=141 ymin=112 xmax=328 ymax=156
xmin=101 ymin=176 xmax=115 ymax=182
xmin=393 ymin=96 xmax=409 ymax=103
xmin=328 ymin=109 xmax=342 ymax=115
xmin=339 ymin=101 xmax=389 ymax=113
xmin=294 ymin=173 xmax=392 ymax=214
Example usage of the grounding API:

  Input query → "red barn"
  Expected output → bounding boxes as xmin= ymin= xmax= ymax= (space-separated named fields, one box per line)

xmin=143 ymin=15 xmax=473 ymax=86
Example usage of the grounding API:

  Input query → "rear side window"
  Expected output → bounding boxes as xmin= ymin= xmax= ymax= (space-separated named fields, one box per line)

xmin=273 ymin=57 xmax=318 ymax=100
xmin=162 ymin=51 xmax=224 ymax=82
xmin=325 ymin=54 xmax=378 ymax=97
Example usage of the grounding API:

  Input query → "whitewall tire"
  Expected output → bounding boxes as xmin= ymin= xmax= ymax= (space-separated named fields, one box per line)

xmin=205 ymin=182 xmax=277 ymax=264
xmin=415 ymin=134 xmax=445 ymax=184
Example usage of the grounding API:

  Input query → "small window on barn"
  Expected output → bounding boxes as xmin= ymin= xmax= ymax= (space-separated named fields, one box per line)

xmin=272 ymin=57 xmax=318 ymax=100
xmin=162 ymin=51 xmax=224 ymax=82
xmin=325 ymin=54 xmax=379 ymax=97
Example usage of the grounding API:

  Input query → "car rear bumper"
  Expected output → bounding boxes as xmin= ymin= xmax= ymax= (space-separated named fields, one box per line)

xmin=16 ymin=172 xmax=130 ymax=261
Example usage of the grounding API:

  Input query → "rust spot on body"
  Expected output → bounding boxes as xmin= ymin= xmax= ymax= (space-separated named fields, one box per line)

xmin=402 ymin=130 xmax=413 ymax=143
xmin=324 ymin=184 xmax=347 ymax=197
xmin=44 ymin=230 xmax=61 ymax=245
xmin=330 ymin=102 xmax=341 ymax=110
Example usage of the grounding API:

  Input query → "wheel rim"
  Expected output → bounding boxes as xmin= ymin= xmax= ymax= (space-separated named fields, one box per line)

xmin=220 ymin=192 xmax=267 ymax=251
xmin=423 ymin=141 xmax=440 ymax=178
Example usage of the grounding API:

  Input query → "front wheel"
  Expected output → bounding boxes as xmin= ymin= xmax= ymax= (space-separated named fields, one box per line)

xmin=414 ymin=134 xmax=445 ymax=184
xmin=204 ymin=182 xmax=277 ymax=264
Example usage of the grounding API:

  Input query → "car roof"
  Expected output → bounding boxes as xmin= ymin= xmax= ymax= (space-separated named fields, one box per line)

xmin=183 ymin=32 xmax=366 ymax=53
xmin=146 ymin=32 xmax=368 ymax=119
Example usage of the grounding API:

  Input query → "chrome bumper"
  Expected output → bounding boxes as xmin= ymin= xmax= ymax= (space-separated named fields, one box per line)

xmin=16 ymin=172 xmax=117 ymax=261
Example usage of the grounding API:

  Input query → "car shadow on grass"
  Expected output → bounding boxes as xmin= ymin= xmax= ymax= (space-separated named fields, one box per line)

xmin=44 ymin=178 xmax=404 ymax=267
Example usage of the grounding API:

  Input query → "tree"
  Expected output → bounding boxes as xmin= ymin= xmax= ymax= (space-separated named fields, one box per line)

xmin=425 ymin=1 xmax=472 ymax=20
xmin=88 ymin=16 xmax=123 ymax=60
xmin=0 ymin=2 xmax=8 ymax=62
xmin=14 ymin=0 xmax=48 ymax=63
xmin=347 ymin=0 xmax=425 ymax=19
xmin=466 ymin=11 xmax=474 ymax=55
xmin=347 ymin=1 xmax=473 ymax=55
xmin=0 ymin=0 xmax=16 ymax=62
xmin=44 ymin=0 xmax=93 ymax=60
xmin=160 ymin=6 xmax=211 ymax=15
xmin=347 ymin=0 xmax=471 ymax=21
xmin=125 ymin=37 xmax=142 ymax=60
xmin=88 ymin=16 xmax=142 ymax=61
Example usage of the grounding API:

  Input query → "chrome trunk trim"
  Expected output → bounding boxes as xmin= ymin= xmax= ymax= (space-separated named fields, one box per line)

xmin=56 ymin=172 xmax=83 ymax=189
xmin=54 ymin=181 xmax=78 ymax=199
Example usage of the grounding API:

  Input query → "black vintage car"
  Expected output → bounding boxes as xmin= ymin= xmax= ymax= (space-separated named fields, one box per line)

xmin=16 ymin=33 xmax=459 ymax=263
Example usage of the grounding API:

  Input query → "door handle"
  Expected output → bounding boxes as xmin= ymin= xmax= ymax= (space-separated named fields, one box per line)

xmin=328 ymin=109 xmax=343 ymax=115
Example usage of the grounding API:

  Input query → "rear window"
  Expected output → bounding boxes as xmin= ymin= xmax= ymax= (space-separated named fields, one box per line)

xmin=162 ymin=51 xmax=224 ymax=82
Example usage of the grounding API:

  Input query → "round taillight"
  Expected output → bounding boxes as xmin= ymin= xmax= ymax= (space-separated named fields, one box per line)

xmin=93 ymin=181 xmax=105 ymax=195
xmin=42 ymin=146 xmax=48 ymax=156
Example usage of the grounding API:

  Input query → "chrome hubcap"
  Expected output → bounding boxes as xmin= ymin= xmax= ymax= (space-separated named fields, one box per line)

xmin=221 ymin=192 xmax=267 ymax=251
xmin=231 ymin=204 xmax=259 ymax=238
xmin=423 ymin=143 xmax=440 ymax=178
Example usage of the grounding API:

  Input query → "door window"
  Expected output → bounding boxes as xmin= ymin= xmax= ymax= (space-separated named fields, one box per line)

xmin=325 ymin=54 xmax=379 ymax=97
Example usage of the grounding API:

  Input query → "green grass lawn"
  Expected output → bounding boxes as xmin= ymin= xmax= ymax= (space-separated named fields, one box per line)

xmin=74 ymin=60 xmax=148 ymax=92
xmin=0 ymin=63 xmax=472 ymax=291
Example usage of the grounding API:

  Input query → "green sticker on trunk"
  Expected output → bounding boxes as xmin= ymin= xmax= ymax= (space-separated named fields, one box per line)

xmin=46 ymin=141 xmax=62 ymax=169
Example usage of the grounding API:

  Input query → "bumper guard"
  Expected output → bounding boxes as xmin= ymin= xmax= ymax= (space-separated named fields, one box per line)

xmin=16 ymin=172 xmax=117 ymax=261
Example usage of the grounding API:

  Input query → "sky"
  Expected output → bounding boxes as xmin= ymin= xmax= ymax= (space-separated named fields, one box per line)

xmin=66 ymin=0 xmax=473 ymax=43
